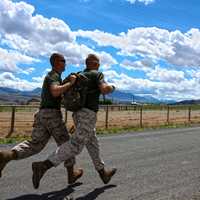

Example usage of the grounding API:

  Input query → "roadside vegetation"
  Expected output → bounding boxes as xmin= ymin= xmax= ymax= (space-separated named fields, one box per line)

xmin=0 ymin=122 xmax=195 ymax=144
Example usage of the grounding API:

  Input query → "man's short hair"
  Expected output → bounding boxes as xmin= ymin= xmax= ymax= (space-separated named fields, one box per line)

xmin=85 ymin=54 xmax=100 ymax=67
xmin=50 ymin=53 xmax=63 ymax=67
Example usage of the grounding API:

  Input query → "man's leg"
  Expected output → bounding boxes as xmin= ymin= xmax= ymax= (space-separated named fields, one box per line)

xmin=0 ymin=150 xmax=17 ymax=177
xmin=48 ymin=111 xmax=83 ymax=184
xmin=32 ymin=110 xmax=86 ymax=189
xmin=32 ymin=138 xmax=85 ymax=189
xmin=83 ymin=109 xmax=117 ymax=184
xmin=0 ymin=111 xmax=50 ymax=178
xmin=86 ymin=134 xmax=117 ymax=184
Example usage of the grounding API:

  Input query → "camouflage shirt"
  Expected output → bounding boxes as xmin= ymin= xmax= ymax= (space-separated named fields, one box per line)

xmin=83 ymin=69 xmax=105 ymax=112
xmin=40 ymin=70 xmax=62 ymax=110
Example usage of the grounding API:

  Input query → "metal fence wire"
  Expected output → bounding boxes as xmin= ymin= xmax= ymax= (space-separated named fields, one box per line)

xmin=0 ymin=105 xmax=200 ymax=138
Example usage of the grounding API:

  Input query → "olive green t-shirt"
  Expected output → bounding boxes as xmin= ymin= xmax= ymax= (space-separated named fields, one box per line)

xmin=40 ymin=70 xmax=62 ymax=109
xmin=83 ymin=69 xmax=105 ymax=112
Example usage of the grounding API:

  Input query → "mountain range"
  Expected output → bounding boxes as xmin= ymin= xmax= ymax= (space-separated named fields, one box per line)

xmin=0 ymin=87 xmax=41 ymax=105
xmin=0 ymin=86 xmax=176 ymax=105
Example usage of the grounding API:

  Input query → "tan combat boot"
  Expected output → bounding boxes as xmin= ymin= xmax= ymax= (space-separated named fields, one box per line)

xmin=98 ymin=168 xmax=117 ymax=184
xmin=0 ymin=150 xmax=17 ymax=177
xmin=67 ymin=166 xmax=83 ymax=184
xmin=32 ymin=160 xmax=53 ymax=189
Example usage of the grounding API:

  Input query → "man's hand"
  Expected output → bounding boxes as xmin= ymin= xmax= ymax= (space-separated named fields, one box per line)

xmin=69 ymin=75 xmax=77 ymax=85
xmin=50 ymin=75 xmax=77 ymax=97
xmin=111 ymin=85 xmax=115 ymax=92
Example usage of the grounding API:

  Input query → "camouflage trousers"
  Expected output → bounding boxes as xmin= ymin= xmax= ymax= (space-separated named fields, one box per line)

xmin=12 ymin=109 xmax=75 ymax=168
xmin=48 ymin=108 xmax=105 ymax=171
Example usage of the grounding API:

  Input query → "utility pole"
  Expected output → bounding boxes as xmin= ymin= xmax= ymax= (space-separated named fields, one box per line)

xmin=131 ymin=94 xmax=135 ymax=104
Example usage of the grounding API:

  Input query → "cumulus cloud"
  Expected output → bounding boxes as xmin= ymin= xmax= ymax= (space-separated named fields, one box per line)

xmin=146 ymin=66 xmax=185 ymax=83
xmin=0 ymin=0 xmax=74 ymax=44
xmin=126 ymin=0 xmax=155 ymax=5
xmin=0 ymin=0 xmax=117 ymax=91
xmin=0 ymin=0 xmax=117 ymax=70
xmin=76 ymin=27 xmax=200 ymax=68
xmin=79 ymin=0 xmax=155 ymax=5
xmin=103 ymin=70 xmax=200 ymax=100
xmin=0 ymin=0 xmax=199 ymax=101
xmin=121 ymin=57 xmax=155 ymax=71
xmin=0 ymin=47 xmax=38 ymax=74
xmin=51 ymin=42 xmax=117 ymax=68
xmin=3 ymin=33 xmax=116 ymax=68
xmin=32 ymin=74 xmax=46 ymax=83
xmin=0 ymin=72 xmax=42 ymax=90
xmin=104 ymin=70 xmax=158 ymax=92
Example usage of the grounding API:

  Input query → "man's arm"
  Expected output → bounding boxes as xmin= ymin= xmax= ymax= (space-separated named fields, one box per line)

xmin=97 ymin=72 xmax=115 ymax=94
xmin=50 ymin=75 xmax=76 ymax=97
xmin=99 ymin=82 xmax=115 ymax=95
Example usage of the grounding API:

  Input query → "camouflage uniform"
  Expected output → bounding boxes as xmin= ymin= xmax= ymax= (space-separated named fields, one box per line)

xmin=48 ymin=108 xmax=104 ymax=171
xmin=47 ymin=69 xmax=106 ymax=171
xmin=12 ymin=70 xmax=75 ymax=168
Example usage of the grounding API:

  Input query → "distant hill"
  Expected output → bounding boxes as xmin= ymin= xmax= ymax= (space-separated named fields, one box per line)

xmin=0 ymin=87 xmax=42 ymax=105
xmin=104 ymin=90 xmax=176 ymax=104
xmin=172 ymin=99 xmax=200 ymax=105
xmin=0 ymin=86 xmax=176 ymax=105
xmin=0 ymin=87 xmax=20 ymax=94
xmin=0 ymin=87 xmax=42 ymax=95
xmin=106 ymin=90 xmax=161 ymax=104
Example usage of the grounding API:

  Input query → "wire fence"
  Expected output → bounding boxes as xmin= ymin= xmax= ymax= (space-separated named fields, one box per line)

xmin=0 ymin=104 xmax=200 ymax=138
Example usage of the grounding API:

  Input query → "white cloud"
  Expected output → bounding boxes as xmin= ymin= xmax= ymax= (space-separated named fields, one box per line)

xmin=0 ymin=0 xmax=76 ymax=59
xmin=99 ymin=51 xmax=117 ymax=69
xmin=0 ymin=72 xmax=16 ymax=81
xmin=79 ymin=0 xmax=155 ymax=5
xmin=52 ymin=42 xmax=117 ymax=68
xmin=0 ymin=0 xmax=74 ymax=44
xmin=126 ymin=0 xmax=155 ymax=5
xmin=104 ymin=70 xmax=157 ymax=92
xmin=3 ymin=33 xmax=117 ymax=68
xmin=32 ymin=74 xmax=46 ymax=83
xmin=24 ymin=67 xmax=35 ymax=74
xmin=103 ymin=70 xmax=200 ymax=101
xmin=121 ymin=57 xmax=154 ymax=71
xmin=0 ymin=0 xmax=199 ymax=101
xmin=76 ymin=27 xmax=200 ymax=68
xmin=0 ymin=72 xmax=41 ymax=90
xmin=146 ymin=66 xmax=185 ymax=83
xmin=0 ymin=0 xmax=117 ymax=80
xmin=0 ymin=47 xmax=38 ymax=74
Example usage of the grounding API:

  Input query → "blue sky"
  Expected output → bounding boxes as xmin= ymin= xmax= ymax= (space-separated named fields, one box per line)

xmin=1 ymin=0 xmax=200 ymax=100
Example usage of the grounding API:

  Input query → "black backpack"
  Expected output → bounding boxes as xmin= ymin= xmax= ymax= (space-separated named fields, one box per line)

xmin=62 ymin=72 xmax=89 ymax=112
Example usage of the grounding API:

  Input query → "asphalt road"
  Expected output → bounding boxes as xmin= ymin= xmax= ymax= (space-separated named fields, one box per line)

xmin=1 ymin=127 xmax=200 ymax=200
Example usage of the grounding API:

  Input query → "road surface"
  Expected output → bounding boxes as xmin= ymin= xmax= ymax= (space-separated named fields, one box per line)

xmin=1 ymin=127 xmax=200 ymax=200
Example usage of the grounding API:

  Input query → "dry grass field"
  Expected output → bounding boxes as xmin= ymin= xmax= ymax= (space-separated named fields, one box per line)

xmin=1 ymin=105 xmax=200 ymax=138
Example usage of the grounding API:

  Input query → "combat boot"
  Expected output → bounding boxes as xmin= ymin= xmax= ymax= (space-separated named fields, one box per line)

xmin=67 ymin=166 xmax=83 ymax=184
xmin=98 ymin=168 xmax=117 ymax=184
xmin=32 ymin=160 xmax=53 ymax=189
xmin=0 ymin=150 xmax=17 ymax=177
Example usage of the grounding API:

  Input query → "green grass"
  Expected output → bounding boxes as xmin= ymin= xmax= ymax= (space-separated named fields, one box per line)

xmin=0 ymin=122 xmax=197 ymax=144
xmin=0 ymin=135 xmax=31 ymax=144
xmin=96 ymin=122 xmax=193 ymax=135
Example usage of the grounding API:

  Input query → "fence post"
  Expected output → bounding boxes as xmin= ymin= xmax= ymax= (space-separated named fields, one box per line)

xmin=140 ymin=106 xmax=143 ymax=128
xmin=188 ymin=106 xmax=191 ymax=123
xmin=105 ymin=105 xmax=109 ymax=129
xmin=6 ymin=106 xmax=16 ymax=138
xmin=167 ymin=105 xmax=170 ymax=125
xmin=65 ymin=110 xmax=68 ymax=124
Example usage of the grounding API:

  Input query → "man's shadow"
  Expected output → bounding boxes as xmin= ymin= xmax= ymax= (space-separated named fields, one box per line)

xmin=76 ymin=184 xmax=117 ymax=200
xmin=7 ymin=184 xmax=117 ymax=200
xmin=7 ymin=182 xmax=82 ymax=200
